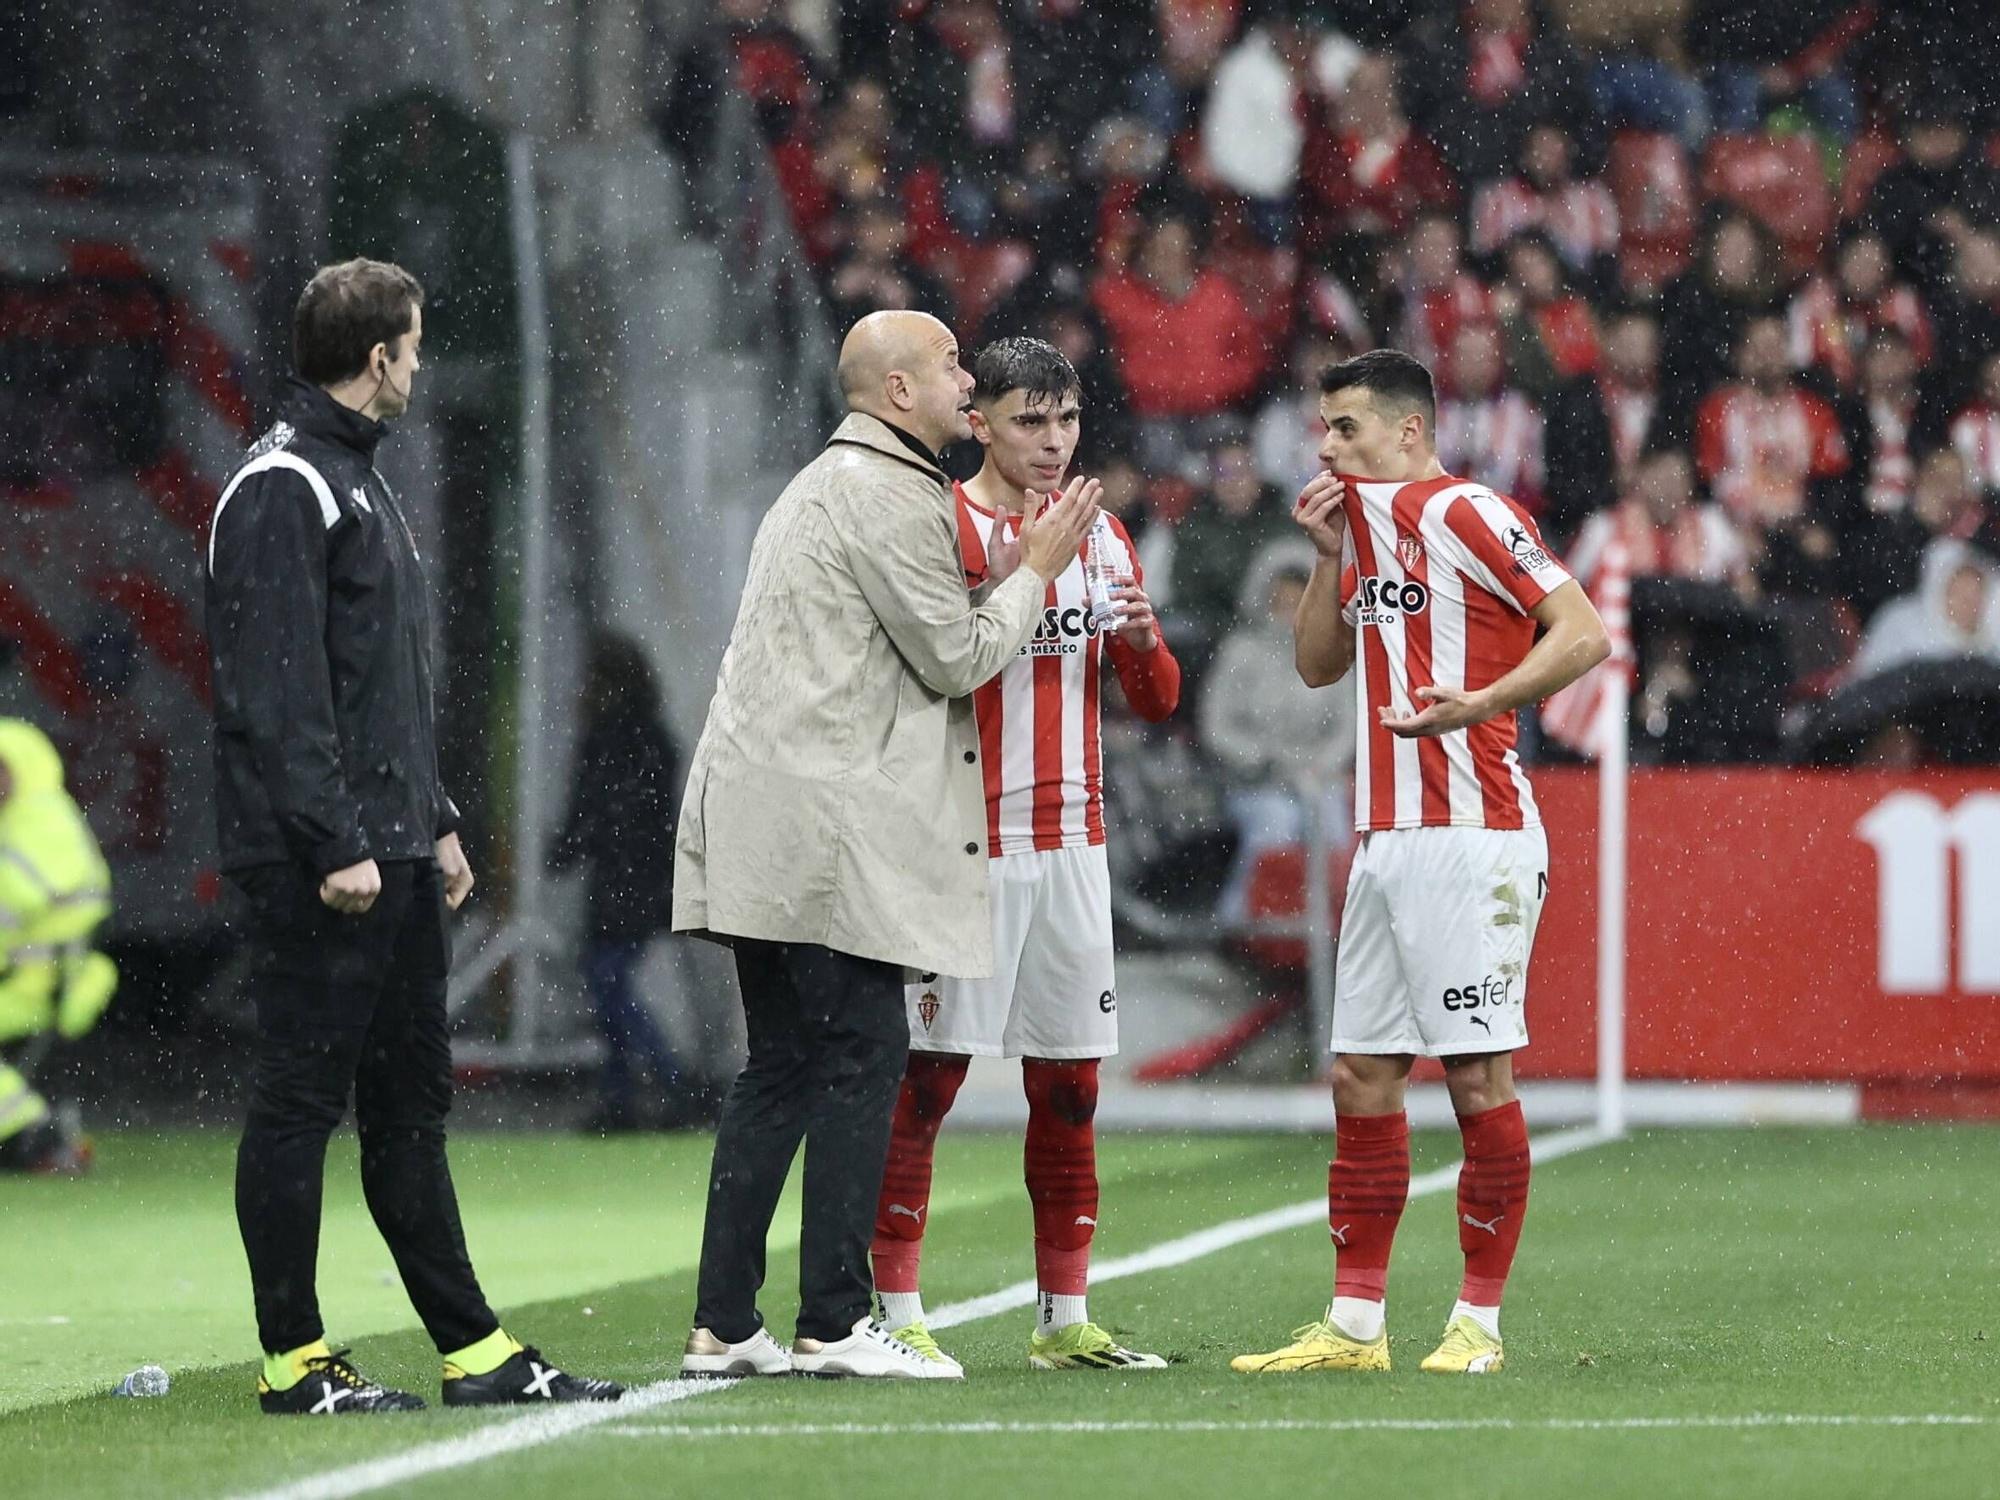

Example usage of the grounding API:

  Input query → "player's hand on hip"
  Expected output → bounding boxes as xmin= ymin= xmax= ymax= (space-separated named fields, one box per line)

xmin=1379 ymin=685 xmax=1492 ymax=738
xmin=1110 ymin=583 xmax=1159 ymax=651
xmin=1294 ymin=473 xmax=1348 ymax=559
xmin=1021 ymin=473 xmax=1101 ymax=583
xmin=436 ymin=832 xmax=475 ymax=910
xmin=320 ymin=858 xmax=383 ymax=914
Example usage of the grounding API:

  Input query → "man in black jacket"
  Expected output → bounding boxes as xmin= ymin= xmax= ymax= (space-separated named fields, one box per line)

xmin=207 ymin=258 xmax=620 ymax=1416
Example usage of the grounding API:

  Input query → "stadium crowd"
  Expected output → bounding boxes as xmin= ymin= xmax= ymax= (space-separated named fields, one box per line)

xmin=660 ymin=0 xmax=2000 ymax=915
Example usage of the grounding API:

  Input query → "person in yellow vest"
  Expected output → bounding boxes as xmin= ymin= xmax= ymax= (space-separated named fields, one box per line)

xmin=0 ymin=718 xmax=117 ymax=1174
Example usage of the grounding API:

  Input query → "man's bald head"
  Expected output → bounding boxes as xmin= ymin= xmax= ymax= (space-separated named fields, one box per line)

xmin=837 ymin=309 xmax=975 ymax=451
xmin=838 ymin=310 xmax=946 ymax=402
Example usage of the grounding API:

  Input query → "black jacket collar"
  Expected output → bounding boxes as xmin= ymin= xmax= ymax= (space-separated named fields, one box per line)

xmin=278 ymin=376 xmax=389 ymax=463
xmin=878 ymin=417 xmax=942 ymax=472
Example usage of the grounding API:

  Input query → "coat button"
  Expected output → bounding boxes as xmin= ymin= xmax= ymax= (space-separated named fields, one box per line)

xmin=965 ymin=842 xmax=980 ymax=855
xmin=963 ymin=750 xmax=976 ymax=763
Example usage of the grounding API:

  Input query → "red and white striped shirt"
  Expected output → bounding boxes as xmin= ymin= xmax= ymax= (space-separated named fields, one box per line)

xmin=1566 ymin=499 xmax=1750 ymax=589
xmin=1865 ymin=396 xmax=1916 ymax=514
xmin=1337 ymin=475 xmax=1572 ymax=833
xmin=1951 ymin=402 xmax=2000 ymax=493
xmin=1435 ymin=391 xmax=1546 ymax=512
xmin=1397 ymin=274 xmax=1494 ymax=371
xmin=1603 ymin=381 xmax=1657 ymax=477
xmin=1694 ymin=383 xmax=1848 ymax=525
xmin=1786 ymin=275 xmax=1933 ymax=389
xmin=955 ymin=485 xmax=1181 ymax=857
xmin=1541 ymin=531 xmax=1634 ymax=761
xmin=1470 ymin=175 xmax=1621 ymax=271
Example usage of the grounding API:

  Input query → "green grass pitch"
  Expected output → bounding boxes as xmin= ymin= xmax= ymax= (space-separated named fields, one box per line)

xmin=2 ymin=1124 xmax=1995 ymax=1498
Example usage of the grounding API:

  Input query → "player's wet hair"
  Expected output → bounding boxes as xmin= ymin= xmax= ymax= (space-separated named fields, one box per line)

xmin=294 ymin=258 xmax=424 ymax=387
xmin=1320 ymin=348 xmax=1436 ymax=427
xmin=973 ymin=336 xmax=1082 ymax=411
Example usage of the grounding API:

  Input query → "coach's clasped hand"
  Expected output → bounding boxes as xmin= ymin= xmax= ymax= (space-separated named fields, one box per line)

xmin=319 ymin=858 xmax=382 ymax=914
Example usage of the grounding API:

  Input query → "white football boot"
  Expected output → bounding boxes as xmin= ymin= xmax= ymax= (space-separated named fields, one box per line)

xmin=679 ymin=1325 xmax=793 ymax=1378
xmin=791 ymin=1317 xmax=965 ymax=1379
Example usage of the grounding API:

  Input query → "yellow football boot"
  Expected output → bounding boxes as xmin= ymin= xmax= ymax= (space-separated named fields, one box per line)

xmin=1028 ymin=1322 xmax=1167 ymax=1370
xmin=1419 ymin=1315 xmax=1505 ymax=1374
xmin=1230 ymin=1310 xmax=1390 ymax=1373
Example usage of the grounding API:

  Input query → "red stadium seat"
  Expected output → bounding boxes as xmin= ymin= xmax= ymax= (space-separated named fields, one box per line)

xmin=1701 ymin=131 xmax=1835 ymax=271
xmin=1607 ymin=131 xmax=1696 ymax=291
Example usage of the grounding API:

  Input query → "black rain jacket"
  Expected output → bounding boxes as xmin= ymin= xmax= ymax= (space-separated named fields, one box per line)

xmin=205 ymin=378 xmax=459 ymax=875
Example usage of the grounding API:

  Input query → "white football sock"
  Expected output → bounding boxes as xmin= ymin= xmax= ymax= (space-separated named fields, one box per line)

xmin=1329 ymin=1296 xmax=1385 ymax=1342
xmin=1039 ymin=1292 xmax=1088 ymax=1334
xmin=878 ymin=1291 xmax=925 ymax=1329
xmin=1451 ymin=1299 xmax=1501 ymax=1340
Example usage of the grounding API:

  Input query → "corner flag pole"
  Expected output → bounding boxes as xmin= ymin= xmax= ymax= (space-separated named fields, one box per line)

xmin=1594 ymin=657 xmax=1630 ymax=1139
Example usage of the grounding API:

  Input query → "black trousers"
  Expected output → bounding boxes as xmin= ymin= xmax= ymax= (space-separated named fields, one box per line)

xmin=694 ymin=939 xmax=908 ymax=1343
xmin=231 ymin=858 xmax=498 ymax=1355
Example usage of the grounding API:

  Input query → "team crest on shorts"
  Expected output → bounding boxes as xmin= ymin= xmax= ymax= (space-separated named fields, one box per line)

xmin=1397 ymin=531 xmax=1425 ymax=571
xmin=917 ymin=989 xmax=941 ymax=1032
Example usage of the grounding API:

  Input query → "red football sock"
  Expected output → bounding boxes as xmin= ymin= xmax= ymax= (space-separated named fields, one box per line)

xmin=1328 ymin=1110 xmax=1410 ymax=1301
xmin=1022 ymin=1058 xmax=1100 ymax=1296
xmin=869 ymin=1052 xmax=971 ymax=1293
xmin=1455 ymin=1100 xmax=1531 ymax=1306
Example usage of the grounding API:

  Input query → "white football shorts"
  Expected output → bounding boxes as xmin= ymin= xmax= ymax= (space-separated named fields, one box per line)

xmin=1331 ymin=824 xmax=1548 ymax=1058
xmin=907 ymin=843 xmax=1118 ymax=1060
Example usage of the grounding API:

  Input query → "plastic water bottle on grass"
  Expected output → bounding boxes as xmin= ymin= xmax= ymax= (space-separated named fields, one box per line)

xmin=111 ymin=1365 xmax=169 ymax=1398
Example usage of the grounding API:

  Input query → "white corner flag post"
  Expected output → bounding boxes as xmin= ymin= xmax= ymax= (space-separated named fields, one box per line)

xmin=1594 ymin=587 xmax=1632 ymax=1140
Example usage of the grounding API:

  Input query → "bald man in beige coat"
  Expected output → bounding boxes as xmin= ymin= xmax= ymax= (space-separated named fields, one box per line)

xmin=675 ymin=312 xmax=1099 ymax=1379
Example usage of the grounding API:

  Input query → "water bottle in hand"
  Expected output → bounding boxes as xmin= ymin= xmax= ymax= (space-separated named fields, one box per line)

xmin=1083 ymin=514 xmax=1128 ymax=632
xmin=112 ymin=1365 xmax=169 ymax=1398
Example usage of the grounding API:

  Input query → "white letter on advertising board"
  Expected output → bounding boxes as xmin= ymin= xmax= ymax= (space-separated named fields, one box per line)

xmin=1856 ymin=792 xmax=2000 ymax=994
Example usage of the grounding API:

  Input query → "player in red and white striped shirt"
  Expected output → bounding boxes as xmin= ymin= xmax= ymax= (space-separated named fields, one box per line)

xmin=871 ymin=338 xmax=1181 ymax=1374
xmin=1950 ymin=352 xmax=2000 ymax=494
xmin=1469 ymin=122 xmax=1620 ymax=282
xmin=1235 ymin=349 xmax=1608 ymax=1379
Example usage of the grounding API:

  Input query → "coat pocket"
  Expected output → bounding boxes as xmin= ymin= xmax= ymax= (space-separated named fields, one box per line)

xmin=875 ymin=672 xmax=950 ymax=791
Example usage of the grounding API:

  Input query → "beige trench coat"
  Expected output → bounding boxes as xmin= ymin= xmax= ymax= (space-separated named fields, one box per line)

xmin=672 ymin=411 xmax=1044 ymax=977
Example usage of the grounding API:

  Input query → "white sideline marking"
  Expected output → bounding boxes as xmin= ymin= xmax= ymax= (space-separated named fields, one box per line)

xmin=224 ymin=1379 xmax=736 ymax=1500
xmin=608 ymin=1414 xmax=1993 ymax=1440
xmin=227 ymin=1124 xmax=1615 ymax=1499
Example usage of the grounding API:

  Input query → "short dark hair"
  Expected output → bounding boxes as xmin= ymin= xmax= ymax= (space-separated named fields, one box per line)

xmin=973 ymin=336 xmax=1082 ymax=409
xmin=293 ymin=258 xmax=424 ymax=386
xmin=1320 ymin=348 xmax=1436 ymax=426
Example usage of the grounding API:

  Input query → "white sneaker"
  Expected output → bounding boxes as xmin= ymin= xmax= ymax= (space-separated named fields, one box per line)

xmin=680 ymin=1326 xmax=792 ymax=1378
xmin=791 ymin=1317 xmax=964 ymax=1379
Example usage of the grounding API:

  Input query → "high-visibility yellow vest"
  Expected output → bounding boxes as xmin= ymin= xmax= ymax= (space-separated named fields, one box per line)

xmin=0 ymin=720 xmax=116 ymax=1042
